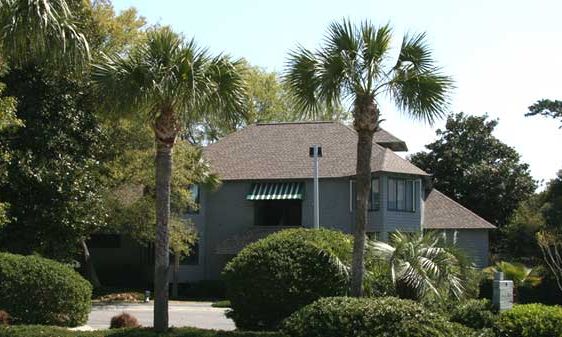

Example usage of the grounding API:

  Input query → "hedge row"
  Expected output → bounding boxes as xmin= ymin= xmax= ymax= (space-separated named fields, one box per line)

xmin=0 ymin=326 xmax=285 ymax=337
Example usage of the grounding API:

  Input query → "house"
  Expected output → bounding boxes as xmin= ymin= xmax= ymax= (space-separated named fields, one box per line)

xmin=178 ymin=121 xmax=496 ymax=282
xmin=89 ymin=121 xmax=495 ymax=285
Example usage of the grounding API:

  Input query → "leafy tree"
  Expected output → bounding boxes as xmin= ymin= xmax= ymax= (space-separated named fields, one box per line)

xmin=87 ymin=0 xmax=147 ymax=58
xmin=368 ymin=231 xmax=470 ymax=301
xmin=537 ymin=230 xmax=562 ymax=294
xmin=285 ymin=19 xmax=452 ymax=296
xmin=541 ymin=170 xmax=562 ymax=228
xmin=0 ymin=66 xmax=106 ymax=261
xmin=0 ymin=71 xmax=19 ymax=229
xmin=184 ymin=63 xmax=348 ymax=145
xmin=410 ymin=112 xmax=536 ymax=228
xmin=527 ymin=99 xmax=562 ymax=128
xmin=92 ymin=27 xmax=247 ymax=331
xmin=500 ymin=196 xmax=545 ymax=262
xmin=101 ymin=119 xmax=219 ymax=294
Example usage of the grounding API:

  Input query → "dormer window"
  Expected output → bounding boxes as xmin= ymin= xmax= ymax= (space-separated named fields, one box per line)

xmin=388 ymin=178 xmax=415 ymax=212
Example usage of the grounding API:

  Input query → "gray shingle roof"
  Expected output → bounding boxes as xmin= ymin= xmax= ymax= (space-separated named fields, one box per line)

xmin=423 ymin=189 xmax=496 ymax=229
xmin=372 ymin=128 xmax=408 ymax=151
xmin=203 ymin=121 xmax=427 ymax=180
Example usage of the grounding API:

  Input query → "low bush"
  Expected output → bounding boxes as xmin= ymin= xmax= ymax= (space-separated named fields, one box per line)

xmin=0 ymin=310 xmax=10 ymax=325
xmin=222 ymin=228 xmax=352 ymax=330
xmin=109 ymin=313 xmax=141 ymax=329
xmin=494 ymin=303 xmax=562 ymax=337
xmin=0 ymin=252 xmax=92 ymax=326
xmin=0 ymin=326 xmax=286 ymax=337
xmin=282 ymin=296 xmax=458 ymax=337
xmin=449 ymin=299 xmax=497 ymax=329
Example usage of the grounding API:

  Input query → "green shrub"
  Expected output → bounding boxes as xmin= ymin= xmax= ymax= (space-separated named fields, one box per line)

xmin=222 ymin=228 xmax=352 ymax=330
xmin=0 ymin=326 xmax=286 ymax=337
xmin=0 ymin=252 xmax=92 ymax=326
xmin=449 ymin=299 xmax=497 ymax=329
xmin=282 ymin=296 xmax=457 ymax=337
xmin=494 ymin=303 xmax=562 ymax=337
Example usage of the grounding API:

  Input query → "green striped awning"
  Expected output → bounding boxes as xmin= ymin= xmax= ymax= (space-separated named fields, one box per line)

xmin=246 ymin=182 xmax=304 ymax=200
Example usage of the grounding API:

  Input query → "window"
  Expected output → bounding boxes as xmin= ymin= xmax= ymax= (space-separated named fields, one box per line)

xmin=388 ymin=178 xmax=415 ymax=212
xmin=255 ymin=200 xmax=302 ymax=226
xmin=349 ymin=178 xmax=380 ymax=212
xmin=369 ymin=178 xmax=380 ymax=211
xmin=187 ymin=184 xmax=200 ymax=214
xmin=88 ymin=234 xmax=121 ymax=249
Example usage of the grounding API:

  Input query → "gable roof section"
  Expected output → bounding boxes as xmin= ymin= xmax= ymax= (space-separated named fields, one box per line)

xmin=423 ymin=189 xmax=496 ymax=229
xmin=203 ymin=121 xmax=428 ymax=180
xmin=373 ymin=128 xmax=408 ymax=151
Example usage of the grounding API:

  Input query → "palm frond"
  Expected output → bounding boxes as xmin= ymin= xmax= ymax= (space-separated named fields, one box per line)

xmin=284 ymin=46 xmax=322 ymax=118
xmin=368 ymin=230 xmax=468 ymax=300
xmin=92 ymin=26 xmax=247 ymax=128
xmin=388 ymin=32 xmax=454 ymax=124
xmin=0 ymin=0 xmax=90 ymax=67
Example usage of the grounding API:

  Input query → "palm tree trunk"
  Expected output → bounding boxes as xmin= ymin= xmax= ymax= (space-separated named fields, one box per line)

xmin=350 ymin=99 xmax=378 ymax=297
xmin=154 ymin=141 xmax=172 ymax=332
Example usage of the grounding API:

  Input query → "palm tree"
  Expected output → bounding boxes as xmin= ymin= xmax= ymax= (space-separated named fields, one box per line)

xmin=92 ymin=27 xmax=247 ymax=331
xmin=369 ymin=231 xmax=469 ymax=300
xmin=0 ymin=0 xmax=89 ymax=66
xmin=285 ymin=19 xmax=453 ymax=296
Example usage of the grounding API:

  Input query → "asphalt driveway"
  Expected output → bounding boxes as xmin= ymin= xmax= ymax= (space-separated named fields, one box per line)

xmin=85 ymin=302 xmax=235 ymax=331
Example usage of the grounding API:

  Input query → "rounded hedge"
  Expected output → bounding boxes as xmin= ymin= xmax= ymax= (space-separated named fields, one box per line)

xmin=449 ymin=299 xmax=497 ymax=329
xmin=0 ymin=252 xmax=92 ymax=326
xmin=494 ymin=303 xmax=562 ymax=337
xmin=222 ymin=228 xmax=352 ymax=330
xmin=282 ymin=296 xmax=458 ymax=337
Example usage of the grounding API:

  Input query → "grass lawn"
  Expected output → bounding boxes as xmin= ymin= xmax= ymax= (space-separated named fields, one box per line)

xmin=0 ymin=326 xmax=284 ymax=337
xmin=211 ymin=301 xmax=231 ymax=308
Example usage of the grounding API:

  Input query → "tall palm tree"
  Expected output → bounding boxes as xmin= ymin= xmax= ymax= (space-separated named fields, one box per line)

xmin=92 ymin=27 xmax=247 ymax=331
xmin=0 ymin=0 xmax=89 ymax=66
xmin=369 ymin=231 xmax=469 ymax=300
xmin=285 ymin=20 xmax=453 ymax=296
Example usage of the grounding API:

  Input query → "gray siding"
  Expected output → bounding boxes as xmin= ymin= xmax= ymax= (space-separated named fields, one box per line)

xmin=203 ymin=181 xmax=255 ymax=279
xmin=454 ymin=229 xmax=490 ymax=268
xmin=183 ymin=175 xmax=490 ymax=281
xmin=379 ymin=175 xmax=422 ymax=236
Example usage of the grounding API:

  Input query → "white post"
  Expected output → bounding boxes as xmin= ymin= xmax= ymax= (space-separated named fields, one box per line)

xmin=313 ymin=145 xmax=320 ymax=229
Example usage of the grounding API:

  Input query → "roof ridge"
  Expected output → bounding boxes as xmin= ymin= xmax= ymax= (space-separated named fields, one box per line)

xmin=431 ymin=189 xmax=496 ymax=228
xmin=255 ymin=120 xmax=336 ymax=126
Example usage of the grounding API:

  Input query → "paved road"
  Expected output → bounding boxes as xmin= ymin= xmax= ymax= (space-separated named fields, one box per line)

xmin=86 ymin=302 xmax=235 ymax=331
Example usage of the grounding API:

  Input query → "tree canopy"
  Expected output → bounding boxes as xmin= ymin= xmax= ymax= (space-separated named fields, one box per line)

xmin=410 ymin=112 xmax=536 ymax=227
xmin=0 ymin=66 xmax=107 ymax=261
xmin=527 ymin=99 xmax=562 ymax=128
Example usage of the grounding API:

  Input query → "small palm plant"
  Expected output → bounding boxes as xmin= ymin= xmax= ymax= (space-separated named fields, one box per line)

xmin=483 ymin=261 xmax=542 ymax=302
xmin=368 ymin=231 xmax=471 ymax=301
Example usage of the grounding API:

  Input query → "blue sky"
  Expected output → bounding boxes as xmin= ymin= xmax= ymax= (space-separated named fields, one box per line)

xmin=114 ymin=0 xmax=562 ymax=188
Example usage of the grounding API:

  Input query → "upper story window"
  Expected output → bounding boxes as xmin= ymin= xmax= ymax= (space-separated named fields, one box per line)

xmin=349 ymin=177 xmax=380 ymax=212
xmin=388 ymin=178 xmax=416 ymax=212
xmin=369 ymin=178 xmax=380 ymax=211
xmin=187 ymin=184 xmax=200 ymax=214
